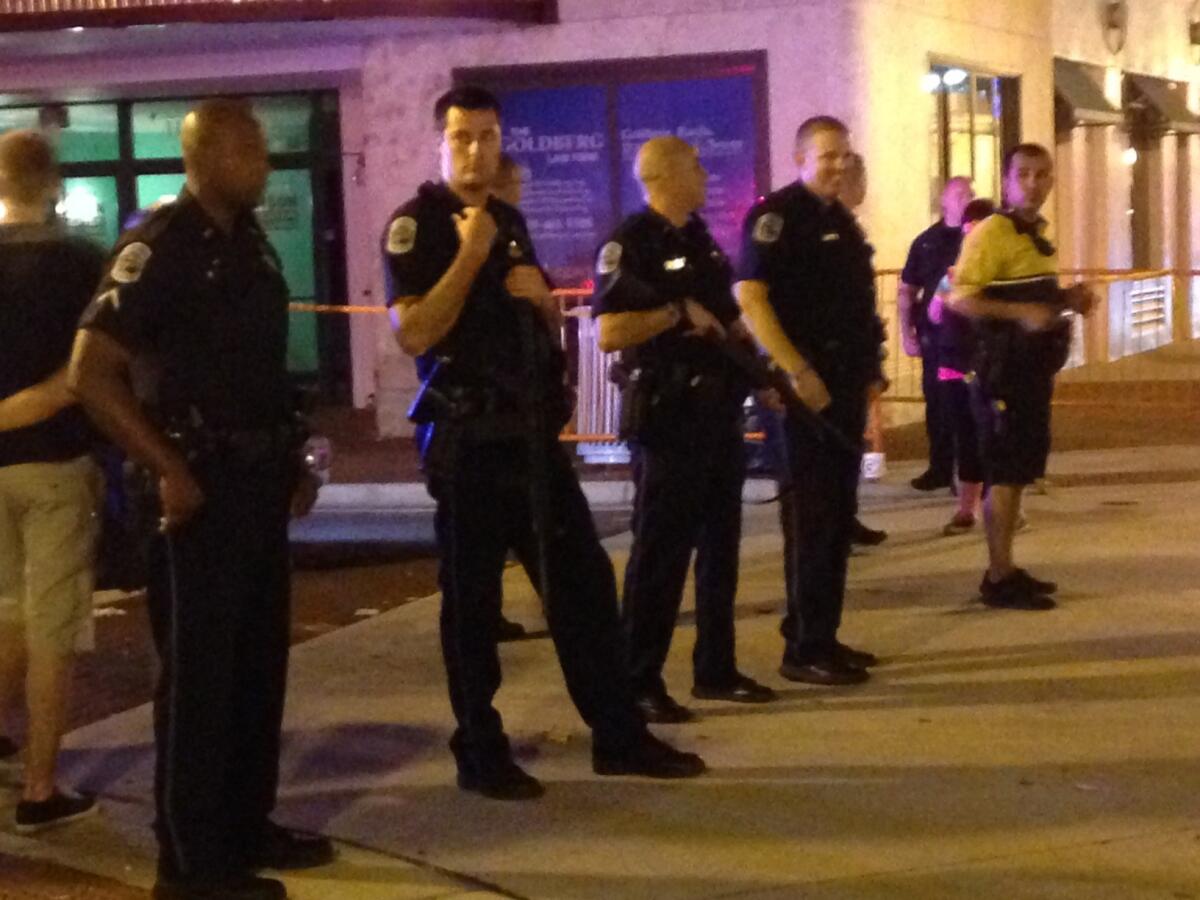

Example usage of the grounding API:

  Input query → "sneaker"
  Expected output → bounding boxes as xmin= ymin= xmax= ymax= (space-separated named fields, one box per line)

xmin=1011 ymin=568 xmax=1057 ymax=594
xmin=851 ymin=519 xmax=888 ymax=546
xmin=692 ymin=674 xmax=777 ymax=704
xmin=457 ymin=758 xmax=545 ymax=801
xmin=14 ymin=790 xmax=98 ymax=834
xmin=152 ymin=875 xmax=287 ymax=900
xmin=593 ymin=732 xmax=706 ymax=779
xmin=910 ymin=470 xmax=953 ymax=491
xmin=979 ymin=571 xmax=1056 ymax=611
xmin=942 ymin=512 xmax=976 ymax=536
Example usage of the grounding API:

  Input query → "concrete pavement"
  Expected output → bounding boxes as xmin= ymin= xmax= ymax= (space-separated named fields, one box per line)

xmin=4 ymin=446 xmax=1200 ymax=899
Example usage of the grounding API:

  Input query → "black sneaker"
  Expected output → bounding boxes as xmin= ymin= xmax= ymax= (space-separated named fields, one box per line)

xmin=910 ymin=470 xmax=953 ymax=491
xmin=779 ymin=656 xmax=870 ymax=686
xmin=692 ymin=674 xmax=777 ymax=704
xmin=979 ymin=571 xmax=1056 ymax=611
xmin=244 ymin=822 xmax=336 ymax=871
xmin=593 ymin=732 xmax=706 ymax=779
xmin=851 ymin=519 xmax=888 ymax=546
xmin=457 ymin=758 xmax=545 ymax=801
xmin=152 ymin=875 xmax=287 ymax=900
xmin=1011 ymin=568 xmax=1057 ymax=594
xmin=14 ymin=790 xmax=98 ymax=834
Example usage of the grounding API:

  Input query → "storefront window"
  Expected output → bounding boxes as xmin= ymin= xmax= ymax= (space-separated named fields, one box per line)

xmin=0 ymin=103 xmax=119 ymax=163
xmin=134 ymin=95 xmax=311 ymax=159
xmin=926 ymin=64 xmax=1012 ymax=209
xmin=60 ymin=176 xmax=121 ymax=248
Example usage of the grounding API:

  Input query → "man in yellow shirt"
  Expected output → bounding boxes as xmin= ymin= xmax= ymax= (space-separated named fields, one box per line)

xmin=950 ymin=143 xmax=1095 ymax=610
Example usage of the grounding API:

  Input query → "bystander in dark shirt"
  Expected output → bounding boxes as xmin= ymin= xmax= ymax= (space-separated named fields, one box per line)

xmin=0 ymin=223 xmax=105 ymax=467
xmin=901 ymin=219 xmax=963 ymax=335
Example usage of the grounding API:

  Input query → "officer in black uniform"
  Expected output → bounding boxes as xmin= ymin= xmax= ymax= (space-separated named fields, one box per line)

xmin=735 ymin=115 xmax=885 ymax=687
xmin=383 ymin=86 xmax=705 ymax=801
xmin=593 ymin=136 xmax=776 ymax=723
xmin=70 ymin=99 xmax=333 ymax=900
xmin=899 ymin=176 xmax=975 ymax=492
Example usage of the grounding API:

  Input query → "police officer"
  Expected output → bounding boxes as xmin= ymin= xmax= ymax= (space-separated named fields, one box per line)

xmin=383 ymin=86 xmax=705 ymax=801
xmin=948 ymin=143 xmax=1095 ymax=610
xmin=735 ymin=115 xmax=884 ymax=686
xmin=593 ymin=136 xmax=776 ymax=723
xmin=70 ymin=99 xmax=333 ymax=900
xmin=900 ymin=176 xmax=975 ymax=492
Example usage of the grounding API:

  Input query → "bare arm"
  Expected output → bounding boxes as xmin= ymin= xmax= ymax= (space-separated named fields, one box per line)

xmin=597 ymin=306 xmax=681 ymax=354
xmin=0 ymin=367 xmax=75 ymax=432
xmin=391 ymin=206 xmax=494 ymax=358
xmin=948 ymin=285 xmax=1055 ymax=329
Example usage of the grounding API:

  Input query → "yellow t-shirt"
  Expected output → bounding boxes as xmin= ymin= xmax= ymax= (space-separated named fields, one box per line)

xmin=954 ymin=213 xmax=1057 ymax=302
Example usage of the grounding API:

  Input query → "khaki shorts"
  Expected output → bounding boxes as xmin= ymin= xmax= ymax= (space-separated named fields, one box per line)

xmin=0 ymin=456 xmax=103 ymax=655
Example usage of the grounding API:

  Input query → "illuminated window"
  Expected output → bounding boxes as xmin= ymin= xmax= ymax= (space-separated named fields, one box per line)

xmin=0 ymin=103 xmax=119 ymax=163
xmin=926 ymin=64 xmax=1020 ymax=212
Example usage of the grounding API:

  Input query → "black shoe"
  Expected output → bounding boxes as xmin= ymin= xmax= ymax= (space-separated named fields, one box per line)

xmin=634 ymin=691 xmax=695 ymax=724
xmin=1011 ymin=568 xmax=1057 ymax=594
xmin=495 ymin=615 xmax=529 ymax=642
xmin=593 ymin=732 xmax=706 ymax=779
xmin=692 ymin=674 xmax=777 ymax=704
xmin=851 ymin=519 xmax=888 ymax=546
xmin=152 ymin=875 xmax=287 ymax=900
xmin=14 ymin=790 xmax=98 ymax=834
xmin=779 ymin=656 xmax=870 ymax=686
xmin=979 ymin=571 xmax=1056 ymax=611
xmin=457 ymin=758 xmax=545 ymax=801
xmin=244 ymin=822 xmax=336 ymax=871
xmin=910 ymin=470 xmax=953 ymax=491
xmin=832 ymin=641 xmax=879 ymax=669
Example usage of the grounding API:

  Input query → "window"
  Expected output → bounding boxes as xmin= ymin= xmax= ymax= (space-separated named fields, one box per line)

xmin=926 ymin=64 xmax=1020 ymax=211
xmin=0 ymin=93 xmax=347 ymax=397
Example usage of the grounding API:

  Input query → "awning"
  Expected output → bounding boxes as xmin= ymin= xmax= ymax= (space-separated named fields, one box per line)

xmin=1054 ymin=58 xmax=1122 ymax=127
xmin=1125 ymin=73 xmax=1200 ymax=135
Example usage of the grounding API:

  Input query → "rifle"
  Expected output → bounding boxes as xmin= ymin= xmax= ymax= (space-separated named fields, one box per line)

xmin=709 ymin=336 xmax=863 ymax=456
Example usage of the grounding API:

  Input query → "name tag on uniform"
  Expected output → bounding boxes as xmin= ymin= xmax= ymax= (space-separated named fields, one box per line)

xmin=663 ymin=256 xmax=686 ymax=271
xmin=821 ymin=232 xmax=840 ymax=242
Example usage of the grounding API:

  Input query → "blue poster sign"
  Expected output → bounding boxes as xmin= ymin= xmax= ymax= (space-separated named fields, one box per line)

xmin=496 ymin=84 xmax=611 ymax=289
xmin=616 ymin=76 xmax=759 ymax=255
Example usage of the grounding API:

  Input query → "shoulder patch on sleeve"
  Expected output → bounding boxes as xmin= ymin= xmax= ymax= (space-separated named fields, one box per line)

xmin=387 ymin=216 xmax=418 ymax=255
xmin=597 ymin=241 xmax=623 ymax=275
xmin=752 ymin=212 xmax=784 ymax=244
xmin=98 ymin=288 xmax=121 ymax=312
xmin=111 ymin=242 xmax=152 ymax=285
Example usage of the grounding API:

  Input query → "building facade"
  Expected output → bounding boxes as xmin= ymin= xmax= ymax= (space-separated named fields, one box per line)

xmin=0 ymin=0 xmax=1194 ymax=435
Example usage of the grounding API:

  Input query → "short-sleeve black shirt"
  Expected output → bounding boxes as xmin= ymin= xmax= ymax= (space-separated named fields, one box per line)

xmin=736 ymin=181 xmax=882 ymax=389
xmin=900 ymin=219 xmax=963 ymax=334
xmin=381 ymin=181 xmax=563 ymax=403
xmin=0 ymin=223 xmax=105 ymax=467
xmin=78 ymin=189 xmax=292 ymax=430
xmin=592 ymin=208 xmax=743 ymax=382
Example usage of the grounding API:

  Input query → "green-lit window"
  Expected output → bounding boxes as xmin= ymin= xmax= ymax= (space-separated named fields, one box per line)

xmin=133 ymin=96 xmax=311 ymax=159
xmin=0 ymin=103 xmax=119 ymax=163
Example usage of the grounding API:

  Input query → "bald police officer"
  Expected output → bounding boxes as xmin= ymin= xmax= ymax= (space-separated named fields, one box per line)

xmin=383 ymin=86 xmax=704 ymax=801
xmin=735 ymin=115 xmax=884 ymax=686
xmin=70 ymin=99 xmax=333 ymax=900
xmin=594 ymin=136 xmax=776 ymax=722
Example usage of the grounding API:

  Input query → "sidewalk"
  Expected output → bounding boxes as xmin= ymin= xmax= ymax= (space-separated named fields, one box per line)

xmin=4 ymin=447 xmax=1200 ymax=899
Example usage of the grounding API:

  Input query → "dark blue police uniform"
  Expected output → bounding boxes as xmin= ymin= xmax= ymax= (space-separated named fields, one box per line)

xmin=738 ymin=182 xmax=883 ymax=667
xmin=593 ymin=209 xmax=750 ymax=700
xmin=901 ymin=219 xmax=963 ymax=484
xmin=382 ymin=182 xmax=652 ymax=783
xmin=79 ymin=190 xmax=304 ymax=883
